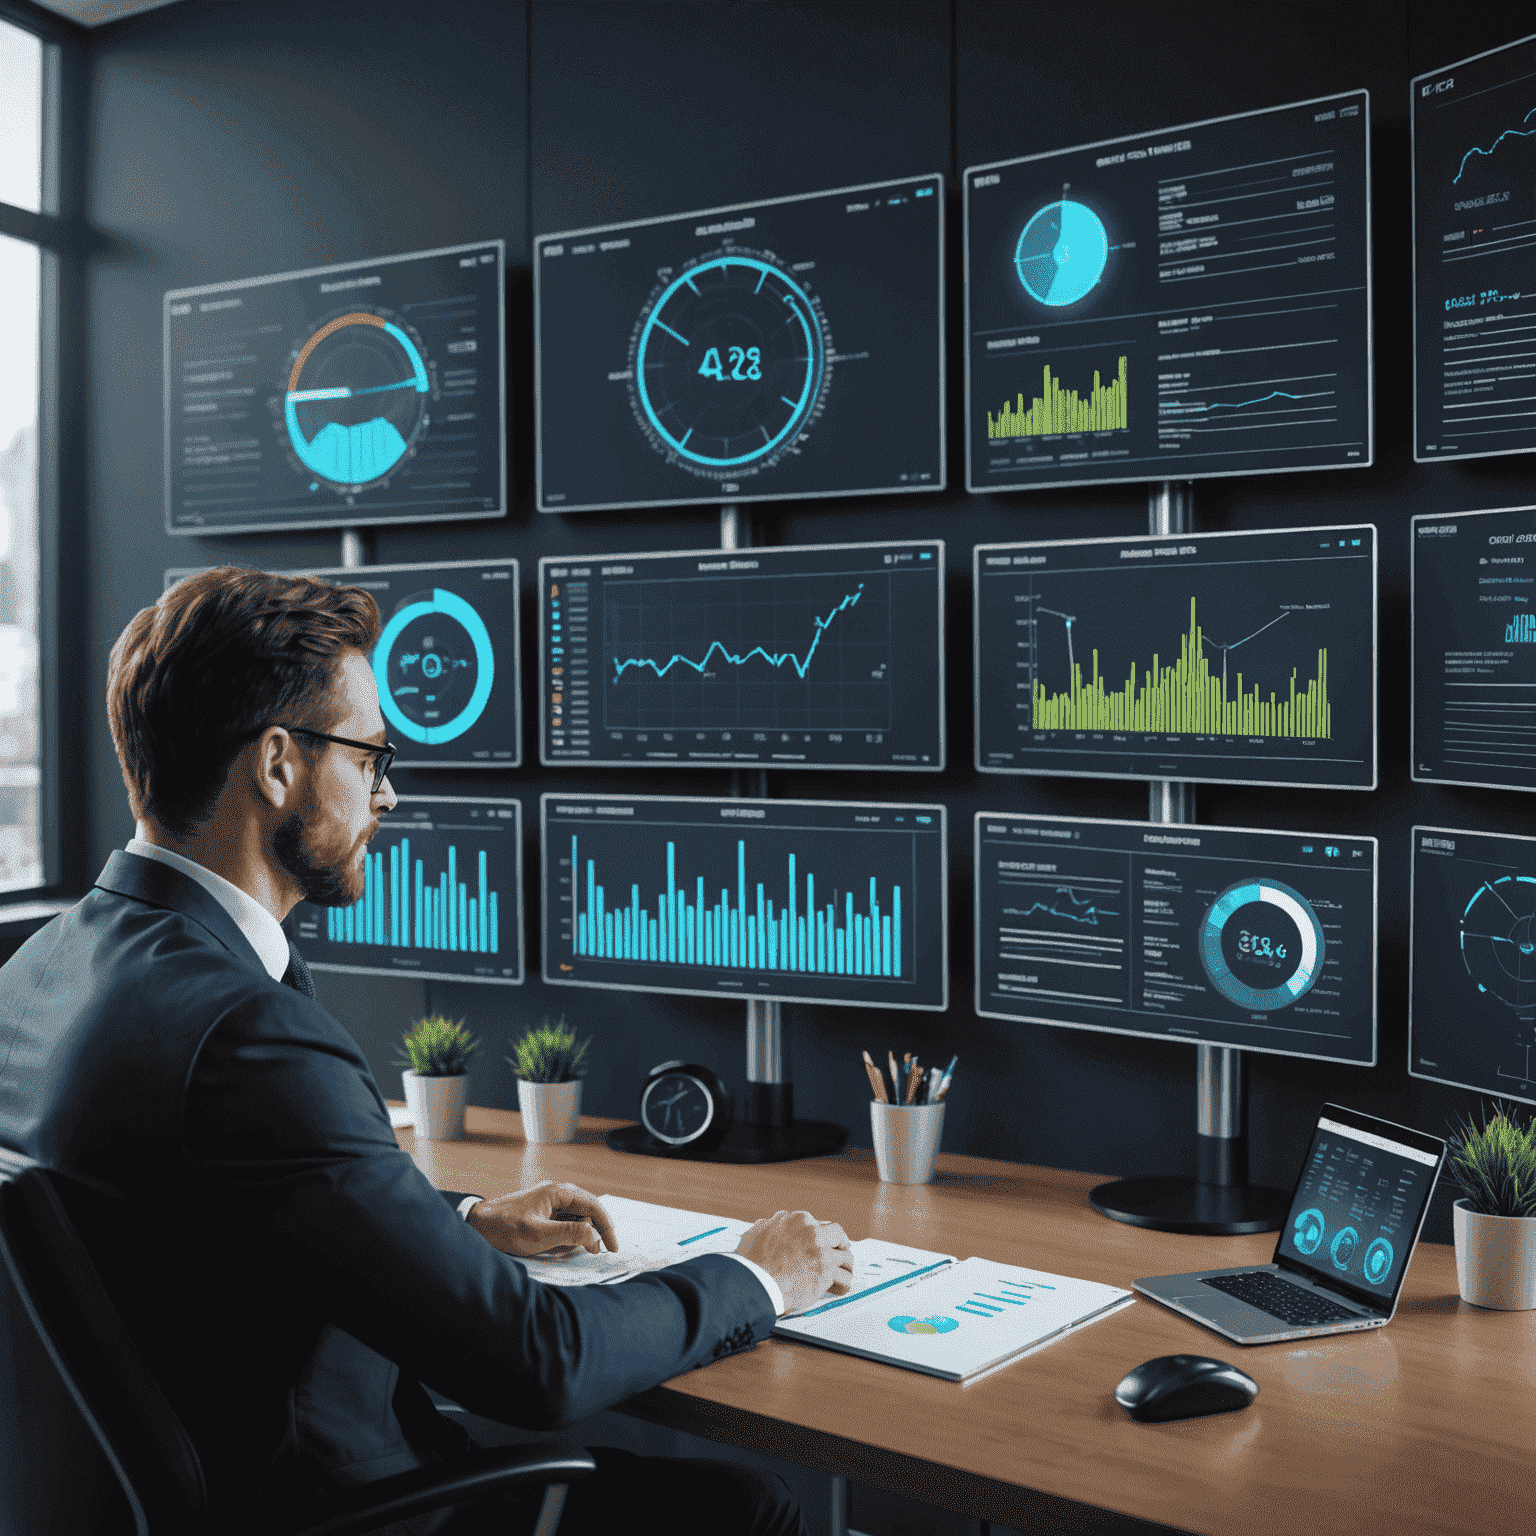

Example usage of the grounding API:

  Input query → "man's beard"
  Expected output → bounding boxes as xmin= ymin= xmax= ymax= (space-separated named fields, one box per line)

xmin=273 ymin=796 xmax=368 ymax=907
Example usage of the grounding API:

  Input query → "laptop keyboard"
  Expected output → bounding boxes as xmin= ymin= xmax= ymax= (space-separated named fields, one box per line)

xmin=1202 ymin=1271 xmax=1359 ymax=1327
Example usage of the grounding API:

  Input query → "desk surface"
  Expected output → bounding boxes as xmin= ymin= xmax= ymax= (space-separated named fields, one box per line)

xmin=398 ymin=1108 xmax=1535 ymax=1536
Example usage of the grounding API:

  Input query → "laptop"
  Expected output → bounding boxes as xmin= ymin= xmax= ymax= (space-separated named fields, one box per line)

xmin=1134 ymin=1104 xmax=1447 ymax=1346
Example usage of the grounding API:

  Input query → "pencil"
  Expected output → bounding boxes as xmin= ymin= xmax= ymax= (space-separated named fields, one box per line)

xmin=888 ymin=1050 xmax=900 ymax=1101
xmin=863 ymin=1050 xmax=889 ymax=1103
xmin=905 ymin=1056 xmax=921 ymax=1103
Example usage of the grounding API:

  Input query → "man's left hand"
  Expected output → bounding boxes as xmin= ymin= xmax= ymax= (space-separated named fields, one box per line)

xmin=465 ymin=1180 xmax=619 ymax=1258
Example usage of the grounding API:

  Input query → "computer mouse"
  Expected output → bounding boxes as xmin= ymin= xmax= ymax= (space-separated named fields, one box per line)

xmin=1114 ymin=1354 xmax=1258 ymax=1423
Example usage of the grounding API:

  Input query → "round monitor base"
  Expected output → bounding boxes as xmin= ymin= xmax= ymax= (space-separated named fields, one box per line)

xmin=606 ymin=1119 xmax=848 ymax=1165
xmin=1090 ymin=1175 xmax=1288 ymax=1236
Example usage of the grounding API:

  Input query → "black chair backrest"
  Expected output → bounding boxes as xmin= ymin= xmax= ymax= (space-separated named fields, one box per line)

xmin=0 ymin=1166 xmax=208 ymax=1535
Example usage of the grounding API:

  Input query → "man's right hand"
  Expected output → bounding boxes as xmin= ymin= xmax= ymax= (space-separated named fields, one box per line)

xmin=735 ymin=1210 xmax=853 ymax=1315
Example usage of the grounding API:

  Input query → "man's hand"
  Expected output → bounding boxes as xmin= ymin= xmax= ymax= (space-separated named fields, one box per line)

xmin=735 ymin=1210 xmax=853 ymax=1315
xmin=465 ymin=1180 xmax=619 ymax=1259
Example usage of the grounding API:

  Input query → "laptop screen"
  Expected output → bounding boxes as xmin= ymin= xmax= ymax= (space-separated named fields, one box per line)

xmin=1276 ymin=1108 xmax=1445 ymax=1306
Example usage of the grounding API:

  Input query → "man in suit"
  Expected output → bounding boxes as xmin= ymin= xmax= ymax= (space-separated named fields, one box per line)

xmin=0 ymin=567 xmax=852 ymax=1534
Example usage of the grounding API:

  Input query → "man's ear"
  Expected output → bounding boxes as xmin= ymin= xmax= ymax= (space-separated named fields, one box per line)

xmin=252 ymin=728 xmax=302 ymax=811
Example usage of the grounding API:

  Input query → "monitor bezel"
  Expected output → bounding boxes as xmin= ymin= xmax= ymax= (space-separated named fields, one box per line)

xmin=972 ymin=522 xmax=1379 ymax=790
xmin=1410 ymin=504 xmax=1536 ymax=792
xmin=541 ymin=793 xmax=949 ymax=1011
xmin=164 ymin=240 xmax=507 ymax=537
xmin=1411 ymin=32 xmax=1536 ymax=467
xmin=973 ymin=810 xmax=1379 ymax=1065
xmin=962 ymin=89 xmax=1374 ymax=494
xmin=533 ymin=173 xmax=946 ymax=513
xmin=301 ymin=793 xmax=525 ymax=987
xmin=537 ymin=539 xmax=945 ymax=772
xmin=1409 ymin=822 xmax=1536 ymax=1107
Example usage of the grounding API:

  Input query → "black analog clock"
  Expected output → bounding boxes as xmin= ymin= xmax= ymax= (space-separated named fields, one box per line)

xmin=638 ymin=1061 xmax=733 ymax=1151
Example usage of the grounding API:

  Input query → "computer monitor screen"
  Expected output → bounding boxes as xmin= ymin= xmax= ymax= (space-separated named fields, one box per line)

xmin=306 ymin=560 xmax=521 ymax=769
xmin=165 ymin=241 xmax=505 ymax=535
xmin=1412 ymin=505 xmax=1536 ymax=791
xmin=286 ymin=796 xmax=524 ymax=986
xmin=534 ymin=175 xmax=944 ymax=512
xmin=1410 ymin=825 xmax=1536 ymax=1105
xmin=1413 ymin=33 xmax=1536 ymax=464
xmin=975 ymin=813 xmax=1376 ymax=1064
xmin=542 ymin=795 xmax=947 ymax=1010
xmin=964 ymin=91 xmax=1371 ymax=492
xmin=540 ymin=541 xmax=943 ymax=771
xmin=974 ymin=525 xmax=1377 ymax=789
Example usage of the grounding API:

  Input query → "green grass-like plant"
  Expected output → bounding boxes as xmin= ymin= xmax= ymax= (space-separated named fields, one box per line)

xmin=397 ymin=1015 xmax=480 ymax=1078
xmin=1447 ymin=1101 xmax=1536 ymax=1219
xmin=509 ymin=1017 xmax=589 ymax=1084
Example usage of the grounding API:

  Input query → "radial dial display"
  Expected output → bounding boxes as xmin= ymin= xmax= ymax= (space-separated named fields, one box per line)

xmin=374 ymin=587 xmax=495 ymax=746
xmin=1198 ymin=878 xmax=1325 ymax=1013
xmin=1460 ymin=874 xmax=1536 ymax=1019
xmin=628 ymin=249 xmax=830 ymax=479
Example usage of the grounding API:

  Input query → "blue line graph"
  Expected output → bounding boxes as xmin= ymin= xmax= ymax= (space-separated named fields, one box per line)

xmin=1453 ymin=107 xmax=1536 ymax=184
xmin=1162 ymin=389 xmax=1330 ymax=416
xmin=612 ymin=585 xmax=864 ymax=683
xmin=1009 ymin=889 xmax=1117 ymax=926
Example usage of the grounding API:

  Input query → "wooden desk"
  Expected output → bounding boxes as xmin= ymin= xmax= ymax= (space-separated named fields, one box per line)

xmin=398 ymin=1108 xmax=1536 ymax=1536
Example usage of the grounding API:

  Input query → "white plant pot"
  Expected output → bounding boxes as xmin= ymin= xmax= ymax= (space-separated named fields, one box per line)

xmin=402 ymin=1070 xmax=469 ymax=1142
xmin=518 ymin=1079 xmax=581 ymax=1144
xmin=1453 ymin=1198 xmax=1536 ymax=1310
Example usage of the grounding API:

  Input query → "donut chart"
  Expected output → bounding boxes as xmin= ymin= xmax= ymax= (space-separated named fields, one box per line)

xmin=1330 ymin=1225 xmax=1360 ymax=1271
xmin=1292 ymin=1206 xmax=1325 ymax=1256
xmin=1198 ymin=877 xmax=1325 ymax=1012
xmin=887 ymin=1314 xmax=959 ymax=1335
xmin=1014 ymin=199 xmax=1110 ymax=307
xmin=375 ymin=588 xmax=495 ymax=745
xmin=1362 ymin=1237 xmax=1394 ymax=1285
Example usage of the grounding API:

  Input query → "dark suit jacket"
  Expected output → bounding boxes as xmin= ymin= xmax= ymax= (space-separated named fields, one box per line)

xmin=0 ymin=851 xmax=775 ymax=1510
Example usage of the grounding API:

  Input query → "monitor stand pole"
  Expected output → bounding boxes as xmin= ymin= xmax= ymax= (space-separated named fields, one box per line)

xmin=1087 ymin=483 xmax=1288 ymax=1236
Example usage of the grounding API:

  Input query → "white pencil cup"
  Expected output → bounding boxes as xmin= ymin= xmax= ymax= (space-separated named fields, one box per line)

xmin=871 ymin=1101 xmax=946 ymax=1185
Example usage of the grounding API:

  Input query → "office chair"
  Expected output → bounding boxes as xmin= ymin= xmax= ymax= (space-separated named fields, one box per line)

xmin=0 ymin=1161 xmax=594 ymax=1536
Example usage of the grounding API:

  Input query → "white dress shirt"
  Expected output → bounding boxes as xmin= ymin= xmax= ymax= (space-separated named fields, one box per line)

xmin=120 ymin=841 xmax=786 ymax=1314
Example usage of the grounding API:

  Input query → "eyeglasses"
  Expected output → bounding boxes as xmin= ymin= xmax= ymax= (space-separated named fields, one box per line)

xmin=271 ymin=725 xmax=397 ymax=793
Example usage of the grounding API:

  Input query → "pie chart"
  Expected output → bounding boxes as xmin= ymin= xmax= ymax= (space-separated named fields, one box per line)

xmin=888 ymin=1314 xmax=959 ymax=1335
xmin=1014 ymin=199 xmax=1110 ymax=307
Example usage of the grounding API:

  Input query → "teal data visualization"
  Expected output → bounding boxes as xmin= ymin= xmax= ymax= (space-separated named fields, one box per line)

xmin=287 ymin=797 xmax=524 ymax=985
xmin=542 ymin=796 xmax=947 ymax=1010
xmin=1411 ymin=826 xmax=1536 ymax=1106
xmin=539 ymin=542 xmax=943 ymax=771
xmin=965 ymin=92 xmax=1371 ymax=491
xmin=535 ymin=176 xmax=944 ymax=512
xmin=1413 ymin=33 xmax=1536 ymax=463
xmin=975 ymin=814 xmax=1376 ymax=1063
xmin=307 ymin=559 xmax=520 ymax=769
xmin=165 ymin=242 xmax=504 ymax=535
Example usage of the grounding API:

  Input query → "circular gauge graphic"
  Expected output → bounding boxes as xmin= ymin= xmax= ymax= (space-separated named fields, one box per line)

xmin=374 ymin=588 xmax=495 ymax=746
xmin=887 ymin=1314 xmax=959 ymax=1335
xmin=1460 ymin=874 xmax=1536 ymax=1019
xmin=1292 ymin=1207 xmax=1326 ymax=1257
xmin=1362 ymin=1237 xmax=1394 ymax=1286
xmin=1198 ymin=878 xmax=1325 ymax=1013
xmin=1330 ymin=1225 xmax=1359 ymax=1271
xmin=280 ymin=309 xmax=434 ymax=493
xmin=1014 ymin=199 xmax=1109 ymax=307
xmin=627 ymin=248 xmax=831 ymax=480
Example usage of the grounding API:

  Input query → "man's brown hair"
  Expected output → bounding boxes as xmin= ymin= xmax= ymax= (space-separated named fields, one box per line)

xmin=106 ymin=567 xmax=382 ymax=835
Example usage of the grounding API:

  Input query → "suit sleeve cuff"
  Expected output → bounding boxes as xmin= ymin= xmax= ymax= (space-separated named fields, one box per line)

xmin=720 ymin=1251 xmax=784 ymax=1316
xmin=457 ymin=1195 xmax=483 ymax=1222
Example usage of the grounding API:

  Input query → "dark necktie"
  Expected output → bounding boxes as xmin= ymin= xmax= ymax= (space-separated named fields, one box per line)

xmin=283 ymin=941 xmax=315 ymax=998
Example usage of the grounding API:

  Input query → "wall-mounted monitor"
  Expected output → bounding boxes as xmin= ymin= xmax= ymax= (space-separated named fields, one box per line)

xmin=305 ymin=559 xmax=520 ymax=770
xmin=539 ymin=541 xmax=943 ymax=771
xmin=975 ymin=813 xmax=1377 ymax=1065
xmin=165 ymin=241 xmax=505 ymax=535
xmin=534 ymin=175 xmax=944 ymax=512
xmin=1411 ymin=826 xmax=1536 ymax=1105
xmin=1413 ymin=34 xmax=1536 ymax=464
xmin=286 ymin=795 xmax=524 ymax=986
xmin=1413 ymin=505 xmax=1536 ymax=791
xmin=974 ymin=525 xmax=1377 ymax=789
xmin=542 ymin=795 xmax=947 ymax=1010
xmin=964 ymin=92 xmax=1371 ymax=492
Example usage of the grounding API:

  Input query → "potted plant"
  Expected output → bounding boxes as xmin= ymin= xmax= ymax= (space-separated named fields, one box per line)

xmin=509 ymin=1017 xmax=589 ymax=1144
xmin=1447 ymin=1100 xmax=1536 ymax=1310
xmin=397 ymin=1015 xmax=479 ymax=1141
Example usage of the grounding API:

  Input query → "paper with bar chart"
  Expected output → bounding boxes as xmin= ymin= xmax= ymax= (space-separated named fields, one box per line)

xmin=165 ymin=241 xmax=504 ymax=535
xmin=975 ymin=814 xmax=1377 ymax=1063
xmin=965 ymin=90 xmax=1371 ymax=491
xmin=1413 ymin=33 xmax=1536 ymax=463
xmin=541 ymin=796 xmax=946 ymax=1010
xmin=540 ymin=541 xmax=943 ymax=770
xmin=975 ymin=525 xmax=1376 ymax=788
xmin=287 ymin=797 xmax=523 ymax=984
xmin=1412 ymin=506 xmax=1536 ymax=793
